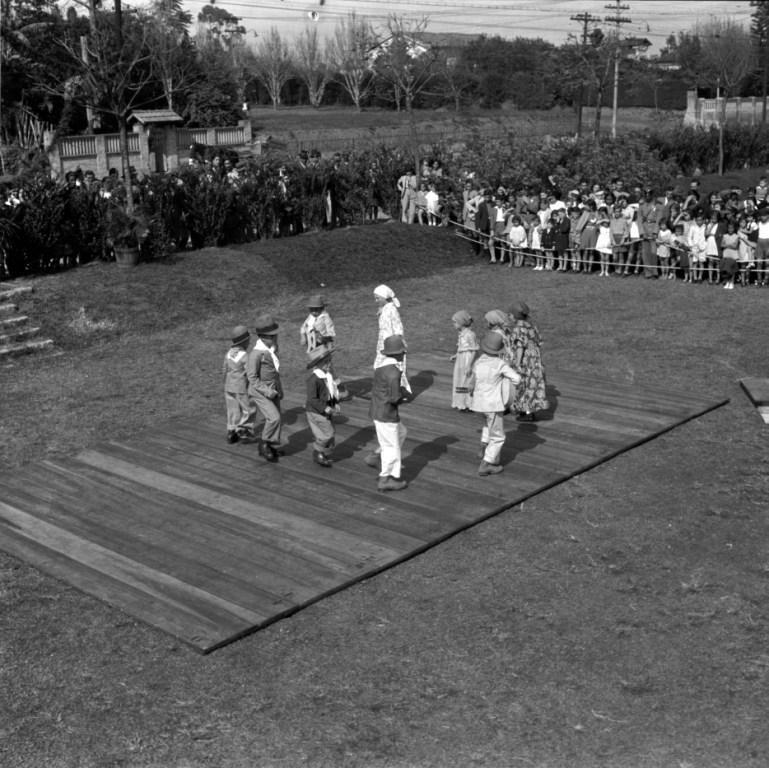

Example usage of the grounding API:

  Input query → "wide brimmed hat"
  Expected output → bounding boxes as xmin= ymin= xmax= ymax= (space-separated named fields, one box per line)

xmin=231 ymin=325 xmax=250 ymax=346
xmin=508 ymin=301 xmax=530 ymax=320
xmin=480 ymin=332 xmax=505 ymax=355
xmin=254 ymin=313 xmax=279 ymax=335
xmin=484 ymin=309 xmax=508 ymax=328
xmin=381 ymin=334 xmax=407 ymax=356
xmin=452 ymin=309 xmax=472 ymax=327
xmin=306 ymin=344 xmax=334 ymax=369
xmin=307 ymin=294 xmax=325 ymax=308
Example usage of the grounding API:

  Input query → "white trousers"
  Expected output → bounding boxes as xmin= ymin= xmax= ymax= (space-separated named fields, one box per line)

xmin=374 ymin=420 xmax=407 ymax=478
xmin=481 ymin=412 xmax=506 ymax=464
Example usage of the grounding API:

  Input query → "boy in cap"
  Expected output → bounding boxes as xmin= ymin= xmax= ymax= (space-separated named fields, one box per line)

xmin=305 ymin=345 xmax=339 ymax=468
xmin=469 ymin=332 xmax=522 ymax=476
xmin=300 ymin=294 xmax=336 ymax=352
xmin=246 ymin=314 xmax=284 ymax=462
xmin=223 ymin=325 xmax=253 ymax=444
xmin=368 ymin=334 xmax=410 ymax=492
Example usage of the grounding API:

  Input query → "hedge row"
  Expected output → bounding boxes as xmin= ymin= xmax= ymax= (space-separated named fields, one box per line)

xmin=1 ymin=124 xmax=766 ymax=278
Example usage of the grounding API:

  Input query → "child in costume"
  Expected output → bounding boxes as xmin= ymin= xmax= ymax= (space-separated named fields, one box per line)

xmin=305 ymin=345 xmax=339 ymax=468
xmin=508 ymin=301 xmax=548 ymax=422
xmin=222 ymin=325 xmax=253 ymax=443
xmin=450 ymin=310 xmax=478 ymax=411
xmin=367 ymin=334 xmax=410 ymax=492
xmin=300 ymin=294 xmax=336 ymax=352
xmin=469 ymin=333 xmax=522 ymax=476
xmin=246 ymin=314 xmax=284 ymax=462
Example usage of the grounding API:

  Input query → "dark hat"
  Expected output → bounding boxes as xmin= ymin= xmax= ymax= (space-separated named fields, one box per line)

xmin=307 ymin=294 xmax=325 ymax=308
xmin=480 ymin=331 xmax=505 ymax=356
xmin=306 ymin=344 xmax=334 ymax=369
xmin=508 ymin=300 xmax=530 ymax=320
xmin=254 ymin=314 xmax=279 ymax=335
xmin=231 ymin=325 xmax=250 ymax=346
xmin=381 ymin=334 xmax=407 ymax=356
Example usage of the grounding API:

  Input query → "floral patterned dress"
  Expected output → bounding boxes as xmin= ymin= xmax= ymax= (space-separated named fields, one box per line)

xmin=509 ymin=319 xmax=548 ymax=415
xmin=452 ymin=326 xmax=479 ymax=410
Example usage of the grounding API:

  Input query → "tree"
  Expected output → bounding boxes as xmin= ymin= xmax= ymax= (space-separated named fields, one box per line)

xmin=328 ymin=12 xmax=375 ymax=112
xmin=432 ymin=49 xmax=475 ymax=112
xmin=751 ymin=0 xmax=769 ymax=122
xmin=251 ymin=27 xmax=292 ymax=110
xmin=294 ymin=25 xmax=330 ymax=108
xmin=196 ymin=3 xmax=245 ymax=47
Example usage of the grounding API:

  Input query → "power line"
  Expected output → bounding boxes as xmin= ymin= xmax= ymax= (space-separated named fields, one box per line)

xmin=570 ymin=11 xmax=602 ymax=137
xmin=605 ymin=1 xmax=632 ymax=139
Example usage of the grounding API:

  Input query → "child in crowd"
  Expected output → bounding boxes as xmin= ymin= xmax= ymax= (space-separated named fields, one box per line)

xmin=508 ymin=301 xmax=548 ymax=422
xmin=450 ymin=310 xmax=479 ymax=411
xmin=704 ymin=211 xmax=723 ymax=284
xmin=538 ymin=216 xmax=554 ymax=271
xmin=610 ymin=205 xmax=630 ymax=275
xmin=223 ymin=325 xmax=253 ymax=444
xmin=368 ymin=335 xmax=410 ymax=492
xmin=720 ymin=220 xmax=739 ymax=290
xmin=625 ymin=207 xmax=641 ymax=276
xmin=507 ymin=214 xmax=528 ymax=268
xmin=425 ymin=184 xmax=440 ymax=226
xmin=247 ymin=314 xmax=284 ymax=462
xmin=469 ymin=332 xmax=522 ymax=476
xmin=595 ymin=215 xmax=612 ymax=277
xmin=554 ymin=207 xmax=570 ymax=272
xmin=738 ymin=217 xmax=756 ymax=286
xmin=687 ymin=213 xmax=707 ymax=283
xmin=300 ymin=294 xmax=336 ymax=352
xmin=756 ymin=205 xmax=769 ymax=286
xmin=305 ymin=345 xmax=339 ymax=467
xmin=569 ymin=208 xmax=582 ymax=272
xmin=656 ymin=219 xmax=674 ymax=280
xmin=671 ymin=222 xmax=689 ymax=282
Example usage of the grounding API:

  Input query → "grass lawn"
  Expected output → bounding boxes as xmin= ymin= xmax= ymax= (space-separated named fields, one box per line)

xmin=1 ymin=223 xmax=768 ymax=768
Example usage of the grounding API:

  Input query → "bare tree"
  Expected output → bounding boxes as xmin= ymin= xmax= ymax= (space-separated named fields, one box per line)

xmin=696 ymin=18 xmax=755 ymax=174
xmin=432 ymin=51 xmax=475 ymax=112
xmin=371 ymin=16 xmax=436 ymax=113
xmin=328 ymin=12 xmax=375 ymax=112
xmin=251 ymin=26 xmax=292 ymax=110
xmin=294 ymin=25 xmax=330 ymax=108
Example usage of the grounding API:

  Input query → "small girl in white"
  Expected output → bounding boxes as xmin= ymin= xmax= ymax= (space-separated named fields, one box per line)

xmin=687 ymin=213 xmax=707 ymax=283
xmin=425 ymin=184 xmax=440 ymax=226
xmin=595 ymin=214 xmax=612 ymax=277
xmin=656 ymin=219 xmax=674 ymax=280
xmin=507 ymin=215 xmax=528 ymax=268
xmin=450 ymin=310 xmax=479 ymax=411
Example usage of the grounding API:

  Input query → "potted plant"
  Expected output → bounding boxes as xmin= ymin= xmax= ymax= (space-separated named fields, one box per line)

xmin=105 ymin=203 xmax=149 ymax=267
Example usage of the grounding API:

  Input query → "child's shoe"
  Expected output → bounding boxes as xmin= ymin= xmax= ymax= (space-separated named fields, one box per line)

xmin=258 ymin=442 xmax=279 ymax=462
xmin=377 ymin=475 xmax=407 ymax=492
xmin=478 ymin=461 xmax=503 ymax=476
xmin=313 ymin=450 xmax=333 ymax=468
xmin=227 ymin=430 xmax=239 ymax=444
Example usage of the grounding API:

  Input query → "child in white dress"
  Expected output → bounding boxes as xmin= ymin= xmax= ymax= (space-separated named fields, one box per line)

xmin=450 ymin=310 xmax=479 ymax=411
xmin=595 ymin=215 xmax=612 ymax=276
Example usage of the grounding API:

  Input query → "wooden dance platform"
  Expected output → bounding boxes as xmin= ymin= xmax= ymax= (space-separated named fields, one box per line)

xmin=0 ymin=352 xmax=727 ymax=652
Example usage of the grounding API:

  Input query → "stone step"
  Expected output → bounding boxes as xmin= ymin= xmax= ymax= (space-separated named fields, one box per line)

xmin=0 ymin=302 xmax=18 ymax=315
xmin=0 ymin=314 xmax=29 ymax=329
xmin=0 ymin=326 xmax=40 ymax=346
xmin=0 ymin=338 xmax=54 ymax=359
xmin=0 ymin=284 xmax=33 ymax=302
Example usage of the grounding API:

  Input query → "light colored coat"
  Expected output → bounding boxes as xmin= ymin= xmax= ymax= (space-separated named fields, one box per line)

xmin=470 ymin=354 xmax=521 ymax=413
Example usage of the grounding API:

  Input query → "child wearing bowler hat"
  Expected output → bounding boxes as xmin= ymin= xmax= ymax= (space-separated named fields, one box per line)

xmin=305 ymin=345 xmax=339 ymax=468
xmin=367 ymin=334 xmax=410 ymax=492
xmin=223 ymin=325 xmax=254 ymax=443
xmin=470 ymin=332 xmax=522 ymax=476
xmin=246 ymin=314 xmax=284 ymax=462
xmin=300 ymin=294 xmax=336 ymax=352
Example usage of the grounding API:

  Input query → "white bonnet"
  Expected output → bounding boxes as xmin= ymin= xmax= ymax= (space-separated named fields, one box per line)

xmin=373 ymin=284 xmax=400 ymax=308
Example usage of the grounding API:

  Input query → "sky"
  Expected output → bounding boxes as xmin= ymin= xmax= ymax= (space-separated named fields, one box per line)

xmin=181 ymin=0 xmax=754 ymax=52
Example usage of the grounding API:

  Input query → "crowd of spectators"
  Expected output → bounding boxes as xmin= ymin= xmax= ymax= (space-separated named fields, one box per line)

xmin=397 ymin=164 xmax=769 ymax=289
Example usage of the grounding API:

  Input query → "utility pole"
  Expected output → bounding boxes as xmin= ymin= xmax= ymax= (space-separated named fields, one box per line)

xmin=604 ymin=1 xmax=631 ymax=139
xmin=571 ymin=11 xmax=602 ymax=136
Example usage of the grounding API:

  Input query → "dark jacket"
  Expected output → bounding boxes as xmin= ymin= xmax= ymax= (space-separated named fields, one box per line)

xmin=306 ymin=372 xmax=338 ymax=416
xmin=368 ymin=363 xmax=407 ymax=423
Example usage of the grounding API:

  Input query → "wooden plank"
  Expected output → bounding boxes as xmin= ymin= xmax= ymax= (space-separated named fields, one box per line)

xmin=740 ymin=377 xmax=769 ymax=406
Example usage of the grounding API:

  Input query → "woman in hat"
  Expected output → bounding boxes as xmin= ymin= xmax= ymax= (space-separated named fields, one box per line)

xmin=508 ymin=301 xmax=548 ymax=422
xmin=469 ymin=332 xmax=522 ymax=476
xmin=305 ymin=345 xmax=339 ymax=467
